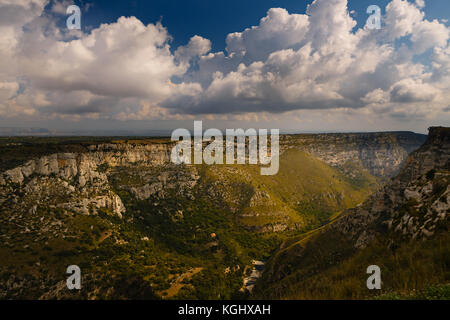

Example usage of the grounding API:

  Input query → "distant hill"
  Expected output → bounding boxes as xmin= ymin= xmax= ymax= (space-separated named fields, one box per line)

xmin=0 ymin=127 xmax=53 ymax=136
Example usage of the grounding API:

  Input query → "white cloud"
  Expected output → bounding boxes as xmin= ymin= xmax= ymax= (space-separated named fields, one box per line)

xmin=0 ymin=0 xmax=191 ymax=119
xmin=362 ymin=89 xmax=390 ymax=105
xmin=164 ymin=0 xmax=450 ymax=120
xmin=411 ymin=19 xmax=449 ymax=53
xmin=0 ymin=81 xmax=19 ymax=102
xmin=175 ymin=35 xmax=211 ymax=64
xmin=50 ymin=0 xmax=72 ymax=14
xmin=25 ymin=17 xmax=185 ymax=99
xmin=415 ymin=0 xmax=425 ymax=9
xmin=0 ymin=0 xmax=449 ymax=127
xmin=385 ymin=0 xmax=425 ymax=40
xmin=226 ymin=8 xmax=309 ymax=62
xmin=385 ymin=0 xmax=448 ymax=54
xmin=389 ymin=78 xmax=440 ymax=103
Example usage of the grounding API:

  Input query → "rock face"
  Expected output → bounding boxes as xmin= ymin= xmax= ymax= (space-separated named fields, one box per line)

xmin=254 ymin=128 xmax=448 ymax=299
xmin=0 ymin=131 xmax=426 ymax=226
xmin=0 ymin=143 xmax=174 ymax=218
xmin=281 ymin=132 xmax=426 ymax=178
xmin=331 ymin=127 xmax=449 ymax=248
xmin=131 ymin=168 xmax=200 ymax=201
xmin=0 ymin=132 xmax=435 ymax=299
xmin=2 ymin=143 xmax=172 ymax=185
xmin=1 ymin=132 xmax=425 ymax=186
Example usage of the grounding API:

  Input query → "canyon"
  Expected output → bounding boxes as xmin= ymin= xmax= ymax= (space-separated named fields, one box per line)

xmin=1 ymin=129 xmax=445 ymax=299
xmin=255 ymin=127 xmax=449 ymax=299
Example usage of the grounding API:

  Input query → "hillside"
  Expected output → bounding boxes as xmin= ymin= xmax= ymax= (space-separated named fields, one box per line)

xmin=255 ymin=127 xmax=449 ymax=300
xmin=0 ymin=132 xmax=426 ymax=299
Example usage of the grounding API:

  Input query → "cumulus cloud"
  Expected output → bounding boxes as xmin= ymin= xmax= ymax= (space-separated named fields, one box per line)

xmin=175 ymin=35 xmax=211 ymax=63
xmin=50 ymin=0 xmax=72 ymax=14
xmin=385 ymin=0 xmax=449 ymax=53
xmin=415 ymin=0 xmax=425 ymax=9
xmin=226 ymin=8 xmax=309 ymax=63
xmin=389 ymin=78 xmax=440 ymax=103
xmin=0 ymin=0 xmax=449 ymax=126
xmin=20 ymin=15 xmax=187 ymax=98
xmin=163 ymin=0 xmax=449 ymax=119
xmin=0 ymin=0 xmax=191 ymax=119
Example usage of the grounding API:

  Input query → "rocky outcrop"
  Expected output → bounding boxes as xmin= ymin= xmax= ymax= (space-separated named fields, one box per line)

xmin=0 ymin=143 xmax=174 ymax=218
xmin=58 ymin=192 xmax=126 ymax=218
xmin=0 ymin=132 xmax=427 ymax=222
xmin=0 ymin=131 xmax=437 ymax=300
xmin=331 ymin=127 xmax=449 ymax=248
xmin=1 ymin=143 xmax=172 ymax=186
xmin=254 ymin=128 xmax=448 ymax=299
xmin=131 ymin=167 xmax=200 ymax=200
xmin=281 ymin=132 xmax=426 ymax=178
xmin=1 ymin=132 xmax=425 ymax=187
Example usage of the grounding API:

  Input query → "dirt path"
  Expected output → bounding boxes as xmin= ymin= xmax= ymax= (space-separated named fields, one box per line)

xmin=159 ymin=267 xmax=203 ymax=298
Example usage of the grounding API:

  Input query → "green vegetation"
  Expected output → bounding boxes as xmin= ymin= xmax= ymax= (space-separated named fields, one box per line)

xmin=254 ymin=224 xmax=449 ymax=300
xmin=0 ymin=136 xmax=171 ymax=172
xmin=1 ymin=131 xmax=443 ymax=300
xmin=375 ymin=284 xmax=450 ymax=300
xmin=204 ymin=149 xmax=378 ymax=232
xmin=0 ymin=145 xmax=378 ymax=299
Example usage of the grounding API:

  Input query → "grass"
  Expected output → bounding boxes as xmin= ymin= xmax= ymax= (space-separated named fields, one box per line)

xmin=203 ymin=149 xmax=378 ymax=231
xmin=255 ymin=224 xmax=450 ymax=300
xmin=375 ymin=284 xmax=450 ymax=300
xmin=0 ymin=133 xmax=432 ymax=300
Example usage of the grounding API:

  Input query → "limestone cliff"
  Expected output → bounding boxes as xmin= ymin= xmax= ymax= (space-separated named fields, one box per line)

xmin=0 ymin=132 xmax=426 ymax=226
xmin=256 ymin=128 xmax=449 ymax=299
xmin=332 ymin=127 xmax=449 ymax=248
xmin=0 ymin=131 xmax=435 ymax=299
xmin=281 ymin=131 xmax=426 ymax=178
xmin=0 ymin=143 xmax=174 ymax=217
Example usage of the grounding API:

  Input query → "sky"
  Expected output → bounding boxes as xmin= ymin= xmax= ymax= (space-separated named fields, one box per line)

xmin=0 ymin=0 xmax=449 ymax=134
xmin=78 ymin=0 xmax=449 ymax=51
